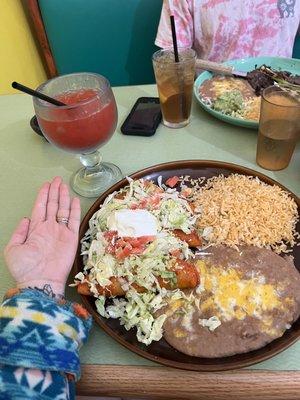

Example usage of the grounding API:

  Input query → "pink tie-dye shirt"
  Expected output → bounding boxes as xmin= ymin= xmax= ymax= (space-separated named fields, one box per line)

xmin=155 ymin=0 xmax=300 ymax=62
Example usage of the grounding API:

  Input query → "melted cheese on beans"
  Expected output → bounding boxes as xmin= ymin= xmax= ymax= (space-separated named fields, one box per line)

xmin=196 ymin=260 xmax=294 ymax=336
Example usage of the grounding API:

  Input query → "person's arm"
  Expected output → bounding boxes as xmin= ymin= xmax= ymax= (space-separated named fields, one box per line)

xmin=0 ymin=288 xmax=92 ymax=399
xmin=155 ymin=0 xmax=194 ymax=49
xmin=0 ymin=177 xmax=92 ymax=399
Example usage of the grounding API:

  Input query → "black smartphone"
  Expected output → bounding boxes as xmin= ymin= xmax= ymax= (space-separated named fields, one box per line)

xmin=121 ymin=97 xmax=162 ymax=136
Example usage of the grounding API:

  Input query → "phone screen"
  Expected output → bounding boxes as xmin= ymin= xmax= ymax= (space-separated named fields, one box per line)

xmin=121 ymin=97 xmax=162 ymax=136
xmin=127 ymin=101 xmax=161 ymax=130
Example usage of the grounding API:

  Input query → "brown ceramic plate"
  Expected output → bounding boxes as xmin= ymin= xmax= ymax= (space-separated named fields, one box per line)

xmin=74 ymin=160 xmax=300 ymax=371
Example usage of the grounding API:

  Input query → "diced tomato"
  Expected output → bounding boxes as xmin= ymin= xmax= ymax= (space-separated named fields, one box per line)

xmin=148 ymin=194 xmax=161 ymax=209
xmin=123 ymin=237 xmax=140 ymax=247
xmin=130 ymin=194 xmax=162 ymax=211
xmin=129 ymin=199 xmax=147 ymax=210
xmin=106 ymin=235 xmax=155 ymax=259
xmin=181 ymin=187 xmax=193 ymax=198
xmin=122 ymin=236 xmax=154 ymax=246
xmin=103 ymin=231 xmax=118 ymax=254
xmin=166 ymin=176 xmax=180 ymax=188
xmin=115 ymin=243 xmax=132 ymax=260
xmin=117 ymin=238 xmax=127 ymax=247
xmin=103 ymin=230 xmax=118 ymax=240
xmin=136 ymin=235 xmax=155 ymax=244
xmin=106 ymin=244 xmax=115 ymax=254
xmin=139 ymin=198 xmax=148 ymax=208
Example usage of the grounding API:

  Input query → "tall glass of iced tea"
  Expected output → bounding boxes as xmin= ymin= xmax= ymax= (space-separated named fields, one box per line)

xmin=34 ymin=73 xmax=122 ymax=197
xmin=256 ymin=86 xmax=300 ymax=171
xmin=152 ymin=48 xmax=196 ymax=128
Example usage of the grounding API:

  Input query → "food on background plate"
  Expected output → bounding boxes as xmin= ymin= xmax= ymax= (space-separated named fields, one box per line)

xmin=199 ymin=76 xmax=261 ymax=121
xmin=198 ymin=65 xmax=300 ymax=122
xmin=212 ymin=90 xmax=261 ymax=121
xmin=73 ymin=173 xmax=300 ymax=354
xmin=246 ymin=65 xmax=300 ymax=96
xmin=163 ymin=245 xmax=300 ymax=357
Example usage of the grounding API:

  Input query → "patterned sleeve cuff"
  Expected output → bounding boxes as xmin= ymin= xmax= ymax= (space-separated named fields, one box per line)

xmin=0 ymin=288 xmax=92 ymax=380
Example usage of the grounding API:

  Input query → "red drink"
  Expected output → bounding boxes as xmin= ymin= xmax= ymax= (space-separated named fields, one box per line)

xmin=37 ymin=89 xmax=117 ymax=153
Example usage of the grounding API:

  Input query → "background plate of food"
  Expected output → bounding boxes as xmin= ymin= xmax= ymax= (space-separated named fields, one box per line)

xmin=73 ymin=160 xmax=300 ymax=371
xmin=194 ymin=56 xmax=300 ymax=129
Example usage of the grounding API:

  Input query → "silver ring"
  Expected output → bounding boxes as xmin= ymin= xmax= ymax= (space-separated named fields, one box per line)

xmin=56 ymin=217 xmax=69 ymax=225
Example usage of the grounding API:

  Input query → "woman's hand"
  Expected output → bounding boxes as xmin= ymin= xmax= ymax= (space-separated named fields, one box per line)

xmin=4 ymin=177 xmax=81 ymax=296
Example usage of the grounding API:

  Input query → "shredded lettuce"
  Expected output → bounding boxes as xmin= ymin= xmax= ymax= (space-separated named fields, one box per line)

xmin=95 ymin=296 xmax=109 ymax=318
xmin=154 ymin=198 xmax=195 ymax=233
xmin=96 ymin=288 xmax=200 ymax=345
xmin=78 ymin=177 xmax=202 ymax=345
xmin=98 ymin=290 xmax=167 ymax=345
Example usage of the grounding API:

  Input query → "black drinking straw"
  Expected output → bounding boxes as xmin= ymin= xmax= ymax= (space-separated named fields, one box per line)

xmin=170 ymin=15 xmax=187 ymax=119
xmin=170 ymin=15 xmax=179 ymax=62
xmin=12 ymin=81 xmax=66 ymax=106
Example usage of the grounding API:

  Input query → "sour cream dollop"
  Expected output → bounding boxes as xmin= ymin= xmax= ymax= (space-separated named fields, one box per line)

xmin=107 ymin=209 xmax=158 ymax=237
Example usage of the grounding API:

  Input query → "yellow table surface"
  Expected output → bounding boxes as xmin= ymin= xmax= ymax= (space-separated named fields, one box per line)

xmin=1 ymin=84 xmax=300 ymax=371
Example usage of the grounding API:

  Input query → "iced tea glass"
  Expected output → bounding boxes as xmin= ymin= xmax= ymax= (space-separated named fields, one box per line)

xmin=34 ymin=73 xmax=122 ymax=197
xmin=152 ymin=48 xmax=196 ymax=128
xmin=256 ymin=86 xmax=300 ymax=171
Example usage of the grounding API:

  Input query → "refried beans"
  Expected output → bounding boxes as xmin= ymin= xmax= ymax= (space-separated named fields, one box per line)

xmin=162 ymin=245 xmax=300 ymax=358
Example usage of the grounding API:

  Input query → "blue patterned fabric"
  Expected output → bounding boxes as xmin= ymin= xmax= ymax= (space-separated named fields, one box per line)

xmin=0 ymin=365 xmax=75 ymax=400
xmin=0 ymin=289 xmax=92 ymax=399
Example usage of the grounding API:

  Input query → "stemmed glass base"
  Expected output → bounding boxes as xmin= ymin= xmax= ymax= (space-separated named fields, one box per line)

xmin=71 ymin=150 xmax=123 ymax=197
